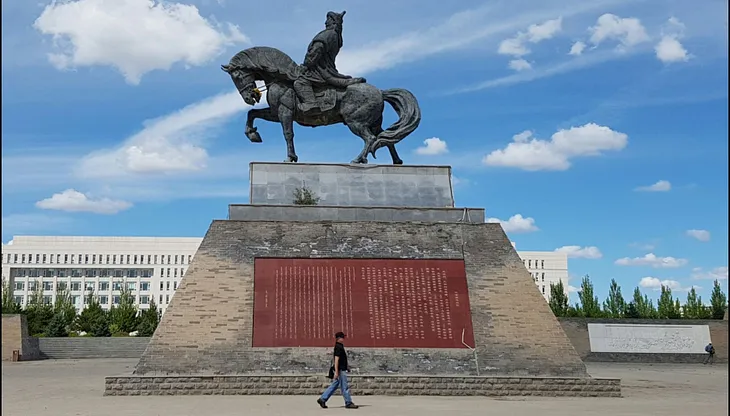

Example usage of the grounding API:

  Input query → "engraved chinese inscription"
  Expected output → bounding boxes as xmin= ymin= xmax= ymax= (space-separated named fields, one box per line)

xmin=253 ymin=258 xmax=474 ymax=348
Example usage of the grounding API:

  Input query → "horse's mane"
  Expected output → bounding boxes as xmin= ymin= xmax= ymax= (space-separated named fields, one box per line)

xmin=227 ymin=46 xmax=302 ymax=82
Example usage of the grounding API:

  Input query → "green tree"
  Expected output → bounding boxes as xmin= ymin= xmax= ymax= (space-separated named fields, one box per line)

xmin=577 ymin=275 xmax=602 ymax=317
xmin=136 ymin=299 xmax=160 ymax=337
xmin=683 ymin=288 xmax=702 ymax=319
xmin=76 ymin=290 xmax=110 ymax=336
xmin=710 ymin=280 xmax=728 ymax=319
xmin=624 ymin=302 xmax=641 ymax=318
xmin=548 ymin=281 xmax=569 ymax=317
xmin=603 ymin=279 xmax=626 ymax=318
xmin=53 ymin=287 xmax=77 ymax=330
xmin=109 ymin=284 xmax=139 ymax=334
xmin=25 ymin=283 xmax=54 ymax=336
xmin=657 ymin=285 xmax=680 ymax=319
xmin=45 ymin=313 xmax=69 ymax=337
xmin=292 ymin=186 xmax=320 ymax=205
xmin=1 ymin=278 xmax=22 ymax=314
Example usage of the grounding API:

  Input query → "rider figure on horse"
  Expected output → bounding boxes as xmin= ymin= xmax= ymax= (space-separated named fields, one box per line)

xmin=294 ymin=11 xmax=366 ymax=115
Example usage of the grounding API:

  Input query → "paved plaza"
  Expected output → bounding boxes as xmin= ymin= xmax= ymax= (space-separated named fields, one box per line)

xmin=2 ymin=359 xmax=727 ymax=416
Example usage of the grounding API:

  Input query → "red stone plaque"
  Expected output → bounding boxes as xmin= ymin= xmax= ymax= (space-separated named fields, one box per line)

xmin=252 ymin=258 xmax=475 ymax=348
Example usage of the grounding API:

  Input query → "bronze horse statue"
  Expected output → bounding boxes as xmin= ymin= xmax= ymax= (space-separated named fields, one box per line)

xmin=222 ymin=46 xmax=421 ymax=164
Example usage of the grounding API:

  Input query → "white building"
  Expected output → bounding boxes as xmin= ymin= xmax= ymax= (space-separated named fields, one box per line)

xmin=1 ymin=236 xmax=202 ymax=315
xmin=1 ymin=235 xmax=568 ymax=313
xmin=517 ymin=251 xmax=569 ymax=301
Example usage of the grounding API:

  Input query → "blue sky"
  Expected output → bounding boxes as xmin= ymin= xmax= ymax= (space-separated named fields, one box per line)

xmin=2 ymin=0 xmax=728 ymax=302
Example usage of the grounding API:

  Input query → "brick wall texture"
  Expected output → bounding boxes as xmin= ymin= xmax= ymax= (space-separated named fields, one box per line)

xmin=2 ymin=314 xmax=40 ymax=361
xmin=559 ymin=318 xmax=728 ymax=363
xmin=135 ymin=220 xmax=587 ymax=377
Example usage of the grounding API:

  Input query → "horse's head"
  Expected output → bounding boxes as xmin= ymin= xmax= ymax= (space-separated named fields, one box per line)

xmin=221 ymin=64 xmax=261 ymax=106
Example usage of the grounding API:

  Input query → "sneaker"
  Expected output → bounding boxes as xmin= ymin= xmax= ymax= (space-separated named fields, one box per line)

xmin=345 ymin=403 xmax=359 ymax=409
xmin=317 ymin=398 xmax=328 ymax=409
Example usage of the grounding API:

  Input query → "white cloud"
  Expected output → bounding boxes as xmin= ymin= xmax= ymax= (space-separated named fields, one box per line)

xmin=615 ymin=253 xmax=688 ymax=268
xmin=692 ymin=266 xmax=728 ymax=280
xmin=655 ymin=17 xmax=689 ymax=63
xmin=483 ymin=123 xmax=628 ymax=171
xmin=589 ymin=13 xmax=650 ymax=48
xmin=33 ymin=0 xmax=248 ymax=84
xmin=77 ymin=91 xmax=249 ymax=177
xmin=686 ymin=229 xmax=711 ymax=242
xmin=415 ymin=137 xmax=449 ymax=155
xmin=639 ymin=276 xmax=698 ymax=292
xmin=655 ymin=36 xmax=689 ymax=63
xmin=498 ymin=17 xmax=562 ymax=70
xmin=569 ymin=41 xmax=586 ymax=55
xmin=555 ymin=245 xmax=603 ymax=259
xmin=567 ymin=285 xmax=579 ymax=293
xmin=36 ymin=189 xmax=132 ymax=214
xmin=509 ymin=58 xmax=532 ymax=71
xmin=487 ymin=214 xmax=539 ymax=233
xmin=634 ymin=180 xmax=671 ymax=192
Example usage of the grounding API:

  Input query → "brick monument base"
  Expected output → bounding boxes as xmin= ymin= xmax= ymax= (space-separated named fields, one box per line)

xmin=107 ymin=163 xmax=620 ymax=397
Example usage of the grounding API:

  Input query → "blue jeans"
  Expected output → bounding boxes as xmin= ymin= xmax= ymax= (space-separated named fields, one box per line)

xmin=320 ymin=370 xmax=353 ymax=405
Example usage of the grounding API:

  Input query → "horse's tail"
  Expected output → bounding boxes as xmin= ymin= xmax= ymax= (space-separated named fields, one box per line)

xmin=369 ymin=88 xmax=421 ymax=157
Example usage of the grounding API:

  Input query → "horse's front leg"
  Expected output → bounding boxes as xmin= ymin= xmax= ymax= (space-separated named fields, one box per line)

xmin=245 ymin=109 xmax=277 ymax=143
xmin=278 ymin=91 xmax=298 ymax=162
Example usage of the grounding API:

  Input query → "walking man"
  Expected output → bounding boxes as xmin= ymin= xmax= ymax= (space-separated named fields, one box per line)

xmin=703 ymin=342 xmax=715 ymax=365
xmin=317 ymin=332 xmax=359 ymax=409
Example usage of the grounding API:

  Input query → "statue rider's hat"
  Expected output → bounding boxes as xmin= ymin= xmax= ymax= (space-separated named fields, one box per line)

xmin=326 ymin=11 xmax=346 ymax=24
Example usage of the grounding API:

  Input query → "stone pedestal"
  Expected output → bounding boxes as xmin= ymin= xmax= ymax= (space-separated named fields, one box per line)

xmin=110 ymin=162 xmax=620 ymax=397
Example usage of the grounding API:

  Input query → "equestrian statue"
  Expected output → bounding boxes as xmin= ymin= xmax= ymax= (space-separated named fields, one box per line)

xmin=222 ymin=11 xmax=421 ymax=164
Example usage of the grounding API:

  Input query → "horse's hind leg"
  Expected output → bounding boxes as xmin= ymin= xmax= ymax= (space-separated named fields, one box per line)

xmin=347 ymin=122 xmax=377 ymax=164
xmin=373 ymin=122 xmax=403 ymax=165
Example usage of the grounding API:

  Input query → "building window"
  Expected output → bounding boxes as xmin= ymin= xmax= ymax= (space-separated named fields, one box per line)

xmin=154 ymin=255 xmax=158 ymax=264
xmin=99 ymin=269 xmax=109 ymax=278
xmin=28 ymin=281 xmax=38 ymax=291
xmin=541 ymin=285 xmax=545 ymax=294
xmin=85 ymin=282 xmax=95 ymax=291
xmin=173 ymin=282 xmax=177 ymax=290
xmin=166 ymin=281 xmax=170 ymax=291
xmin=113 ymin=296 xmax=120 ymax=305
xmin=113 ymin=281 xmax=123 ymax=291
xmin=174 ymin=255 xmax=178 ymax=264
xmin=126 ymin=269 xmax=138 ymax=278
xmin=71 ymin=281 xmax=82 ymax=291
xmin=99 ymin=296 xmax=109 ymax=305
xmin=159 ymin=295 xmax=163 ymax=304
xmin=43 ymin=296 xmax=53 ymax=305
xmin=106 ymin=255 xmax=110 ymax=264
xmin=127 ymin=282 xmax=136 ymax=291
xmin=14 ymin=296 xmax=24 ymax=305
xmin=181 ymin=268 xmax=186 ymax=276
xmin=70 ymin=269 xmax=82 ymax=278
xmin=166 ymin=268 xmax=171 ymax=278
xmin=134 ymin=255 xmax=138 ymax=265
xmin=70 ymin=295 xmax=80 ymax=306
xmin=140 ymin=282 xmax=150 ymax=291
xmin=125 ymin=255 xmax=130 ymax=264
xmin=140 ymin=269 xmax=152 ymax=278
xmin=112 ymin=255 xmax=117 ymax=264
xmin=166 ymin=295 xmax=169 ymax=304
xmin=188 ymin=255 xmax=192 ymax=264
xmin=174 ymin=268 xmax=178 ymax=278
xmin=42 ymin=254 xmax=47 ymax=263
xmin=167 ymin=255 xmax=171 ymax=264
xmin=140 ymin=295 xmax=150 ymax=305
xmin=14 ymin=254 xmax=18 ymax=263
xmin=99 ymin=281 xmax=109 ymax=291
xmin=84 ymin=269 xmax=95 ymax=278
xmin=114 ymin=269 xmax=124 ymax=278
xmin=91 ymin=255 xmax=96 ymax=264
xmin=21 ymin=254 xmax=26 ymax=263
xmin=147 ymin=255 xmax=151 ymax=264
xmin=36 ymin=254 xmax=40 ymax=263
xmin=57 ymin=282 xmax=68 ymax=291
xmin=13 ymin=281 xmax=24 ymax=291
xmin=541 ymin=273 xmax=545 ymax=281
xmin=541 ymin=260 xmax=545 ymax=269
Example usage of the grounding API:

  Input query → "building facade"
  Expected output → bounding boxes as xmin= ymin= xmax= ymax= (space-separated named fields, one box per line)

xmin=1 ymin=236 xmax=202 ymax=315
xmin=2 ymin=235 xmax=568 ymax=313
xmin=517 ymin=251 xmax=570 ymax=301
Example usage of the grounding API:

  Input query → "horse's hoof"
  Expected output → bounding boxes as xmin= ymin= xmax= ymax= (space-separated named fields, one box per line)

xmin=351 ymin=158 xmax=367 ymax=164
xmin=393 ymin=159 xmax=403 ymax=165
xmin=246 ymin=131 xmax=262 ymax=143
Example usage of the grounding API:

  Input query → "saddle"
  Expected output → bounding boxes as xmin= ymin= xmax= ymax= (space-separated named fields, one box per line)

xmin=297 ymin=87 xmax=338 ymax=115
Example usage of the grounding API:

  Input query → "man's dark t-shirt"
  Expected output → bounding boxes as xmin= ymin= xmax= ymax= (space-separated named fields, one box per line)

xmin=334 ymin=342 xmax=348 ymax=371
